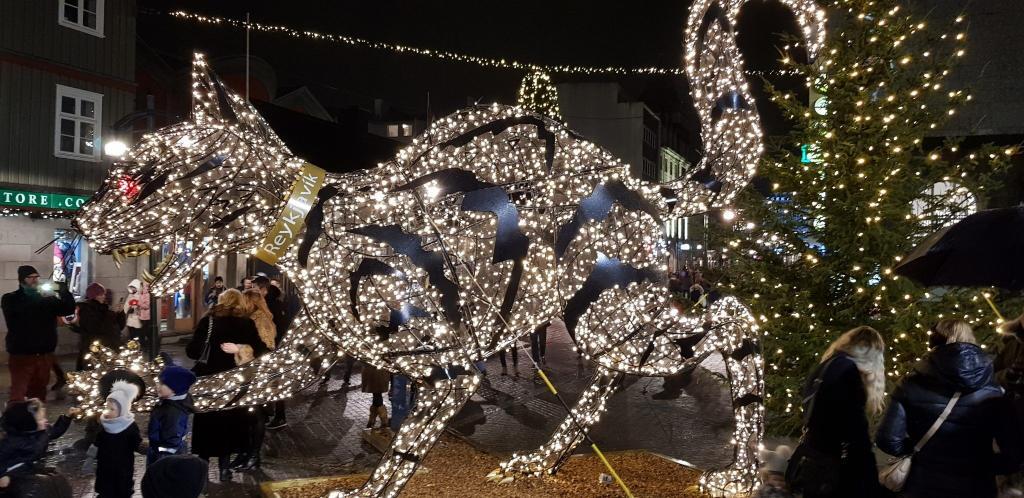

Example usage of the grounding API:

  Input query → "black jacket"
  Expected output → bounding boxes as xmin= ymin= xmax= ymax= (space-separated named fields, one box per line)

xmin=876 ymin=343 xmax=1018 ymax=498
xmin=265 ymin=286 xmax=289 ymax=345
xmin=147 ymin=396 xmax=193 ymax=462
xmin=76 ymin=300 xmax=125 ymax=350
xmin=0 ymin=415 xmax=71 ymax=478
xmin=186 ymin=314 xmax=268 ymax=376
xmin=95 ymin=422 xmax=141 ymax=498
xmin=1 ymin=285 xmax=76 ymax=355
xmin=801 ymin=352 xmax=880 ymax=497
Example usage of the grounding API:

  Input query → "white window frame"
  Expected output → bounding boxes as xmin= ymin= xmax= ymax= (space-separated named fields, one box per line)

xmin=57 ymin=0 xmax=105 ymax=38
xmin=54 ymin=84 xmax=103 ymax=162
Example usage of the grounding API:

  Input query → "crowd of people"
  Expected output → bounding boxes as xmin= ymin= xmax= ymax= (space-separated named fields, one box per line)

xmin=14 ymin=259 xmax=1024 ymax=497
xmin=0 ymin=267 xmax=308 ymax=496
xmin=757 ymin=319 xmax=1024 ymax=498
xmin=0 ymin=265 xmax=559 ymax=496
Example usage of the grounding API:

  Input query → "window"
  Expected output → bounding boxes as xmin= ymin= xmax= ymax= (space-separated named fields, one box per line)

xmin=643 ymin=127 xmax=657 ymax=148
xmin=387 ymin=124 xmax=400 ymax=137
xmin=58 ymin=0 xmax=104 ymax=37
xmin=54 ymin=85 xmax=103 ymax=161
xmin=401 ymin=124 xmax=412 ymax=136
xmin=642 ymin=158 xmax=658 ymax=182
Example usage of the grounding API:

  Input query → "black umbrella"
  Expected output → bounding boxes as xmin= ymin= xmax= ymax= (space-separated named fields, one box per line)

xmin=894 ymin=206 xmax=1024 ymax=291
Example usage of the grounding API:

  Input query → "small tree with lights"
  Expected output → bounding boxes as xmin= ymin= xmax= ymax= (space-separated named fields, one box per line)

xmin=716 ymin=0 xmax=1018 ymax=433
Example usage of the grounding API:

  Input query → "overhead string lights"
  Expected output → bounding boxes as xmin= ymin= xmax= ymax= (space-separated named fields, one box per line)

xmin=72 ymin=0 xmax=827 ymax=496
xmin=166 ymin=10 xmax=810 ymax=79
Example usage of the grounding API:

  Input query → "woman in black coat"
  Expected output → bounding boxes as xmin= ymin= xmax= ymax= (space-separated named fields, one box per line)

xmin=794 ymin=326 xmax=887 ymax=498
xmin=876 ymin=319 xmax=1019 ymax=498
xmin=75 ymin=283 xmax=126 ymax=370
xmin=185 ymin=289 xmax=267 ymax=482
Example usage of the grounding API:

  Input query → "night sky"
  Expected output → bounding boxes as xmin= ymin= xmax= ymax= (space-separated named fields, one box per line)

xmin=138 ymin=0 xmax=806 ymax=134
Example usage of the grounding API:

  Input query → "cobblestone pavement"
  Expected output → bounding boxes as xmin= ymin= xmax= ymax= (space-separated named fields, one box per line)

xmin=17 ymin=328 xmax=735 ymax=497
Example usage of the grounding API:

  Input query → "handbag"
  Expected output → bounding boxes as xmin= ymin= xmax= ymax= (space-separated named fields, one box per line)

xmin=786 ymin=356 xmax=842 ymax=495
xmin=195 ymin=316 xmax=214 ymax=366
xmin=878 ymin=391 xmax=961 ymax=492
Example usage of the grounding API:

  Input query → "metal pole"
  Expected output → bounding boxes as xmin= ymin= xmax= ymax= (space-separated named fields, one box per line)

xmin=245 ymin=12 xmax=251 ymax=101
xmin=145 ymin=94 xmax=160 ymax=360
xmin=148 ymin=251 xmax=160 ymax=360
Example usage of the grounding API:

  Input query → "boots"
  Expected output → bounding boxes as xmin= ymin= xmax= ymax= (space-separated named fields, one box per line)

xmin=376 ymin=405 xmax=390 ymax=431
xmin=366 ymin=406 xmax=378 ymax=429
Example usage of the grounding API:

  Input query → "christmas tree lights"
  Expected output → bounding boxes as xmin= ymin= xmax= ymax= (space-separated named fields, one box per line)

xmin=713 ymin=0 xmax=1019 ymax=434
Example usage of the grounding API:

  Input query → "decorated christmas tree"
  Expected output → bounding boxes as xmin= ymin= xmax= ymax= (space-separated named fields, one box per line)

xmin=716 ymin=0 xmax=1018 ymax=433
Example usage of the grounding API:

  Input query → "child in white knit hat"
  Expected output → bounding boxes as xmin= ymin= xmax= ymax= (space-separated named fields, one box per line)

xmin=95 ymin=380 xmax=143 ymax=497
xmin=754 ymin=445 xmax=794 ymax=498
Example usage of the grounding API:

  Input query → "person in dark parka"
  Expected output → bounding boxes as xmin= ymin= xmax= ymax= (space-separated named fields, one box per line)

xmin=876 ymin=319 xmax=1020 ymax=498
xmin=796 ymin=326 xmax=887 ymax=498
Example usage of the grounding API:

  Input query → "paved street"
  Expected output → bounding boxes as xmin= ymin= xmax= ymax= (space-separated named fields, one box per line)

xmin=19 ymin=327 xmax=735 ymax=497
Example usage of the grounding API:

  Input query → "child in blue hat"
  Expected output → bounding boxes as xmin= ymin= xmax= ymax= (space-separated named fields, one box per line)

xmin=147 ymin=365 xmax=196 ymax=465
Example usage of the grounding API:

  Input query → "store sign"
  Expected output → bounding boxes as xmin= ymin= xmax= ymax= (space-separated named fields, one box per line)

xmin=0 ymin=188 xmax=90 ymax=211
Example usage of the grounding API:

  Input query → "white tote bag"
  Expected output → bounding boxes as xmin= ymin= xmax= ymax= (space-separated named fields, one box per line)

xmin=879 ymin=391 xmax=961 ymax=492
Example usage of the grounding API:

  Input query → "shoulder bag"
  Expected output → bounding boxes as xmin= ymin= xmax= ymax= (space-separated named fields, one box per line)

xmin=195 ymin=316 xmax=214 ymax=366
xmin=878 ymin=391 xmax=961 ymax=492
xmin=786 ymin=355 xmax=841 ymax=495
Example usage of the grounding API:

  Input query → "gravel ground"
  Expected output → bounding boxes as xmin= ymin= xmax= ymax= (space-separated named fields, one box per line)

xmin=269 ymin=434 xmax=706 ymax=498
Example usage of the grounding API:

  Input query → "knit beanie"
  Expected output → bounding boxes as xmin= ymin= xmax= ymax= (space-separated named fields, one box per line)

xmin=17 ymin=265 xmax=38 ymax=283
xmin=106 ymin=380 xmax=139 ymax=418
xmin=141 ymin=455 xmax=209 ymax=498
xmin=1 ymin=400 xmax=40 ymax=433
xmin=85 ymin=282 xmax=106 ymax=301
xmin=159 ymin=365 xmax=197 ymax=396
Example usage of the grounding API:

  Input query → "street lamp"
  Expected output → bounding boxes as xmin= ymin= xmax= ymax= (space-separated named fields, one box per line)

xmin=103 ymin=139 xmax=128 ymax=158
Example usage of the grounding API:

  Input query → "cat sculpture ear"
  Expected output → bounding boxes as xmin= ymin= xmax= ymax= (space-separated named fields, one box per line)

xmin=670 ymin=0 xmax=826 ymax=215
xmin=189 ymin=52 xmax=290 ymax=152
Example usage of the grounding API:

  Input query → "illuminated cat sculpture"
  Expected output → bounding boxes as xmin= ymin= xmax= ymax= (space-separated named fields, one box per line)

xmin=72 ymin=1 xmax=823 ymax=496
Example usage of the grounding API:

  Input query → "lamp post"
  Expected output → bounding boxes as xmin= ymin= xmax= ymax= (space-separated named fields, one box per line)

xmin=105 ymin=98 xmax=182 ymax=360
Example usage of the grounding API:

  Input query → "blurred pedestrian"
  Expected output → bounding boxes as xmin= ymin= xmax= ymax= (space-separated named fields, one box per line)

xmin=186 ymin=289 xmax=267 ymax=482
xmin=787 ymin=326 xmax=886 ymax=497
xmin=76 ymin=283 xmax=126 ymax=370
xmin=0 ymin=399 xmax=74 ymax=486
xmin=876 ymin=320 xmax=1019 ymax=498
xmin=1 ymin=266 xmax=76 ymax=401
xmin=141 ymin=455 xmax=208 ymax=498
xmin=361 ymin=362 xmax=391 ymax=431
xmin=204 ymin=276 xmax=225 ymax=308
xmin=124 ymin=279 xmax=150 ymax=349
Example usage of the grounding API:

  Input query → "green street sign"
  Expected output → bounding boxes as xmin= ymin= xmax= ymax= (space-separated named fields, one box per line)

xmin=0 ymin=188 xmax=89 ymax=211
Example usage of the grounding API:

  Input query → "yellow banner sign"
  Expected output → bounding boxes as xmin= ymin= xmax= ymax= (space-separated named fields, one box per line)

xmin=254 ymin=163 xmax=327 ymax=265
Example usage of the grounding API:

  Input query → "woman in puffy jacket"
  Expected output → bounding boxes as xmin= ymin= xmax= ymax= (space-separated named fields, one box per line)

xmin=875 ymin=319 xmax=1020 ymax=498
